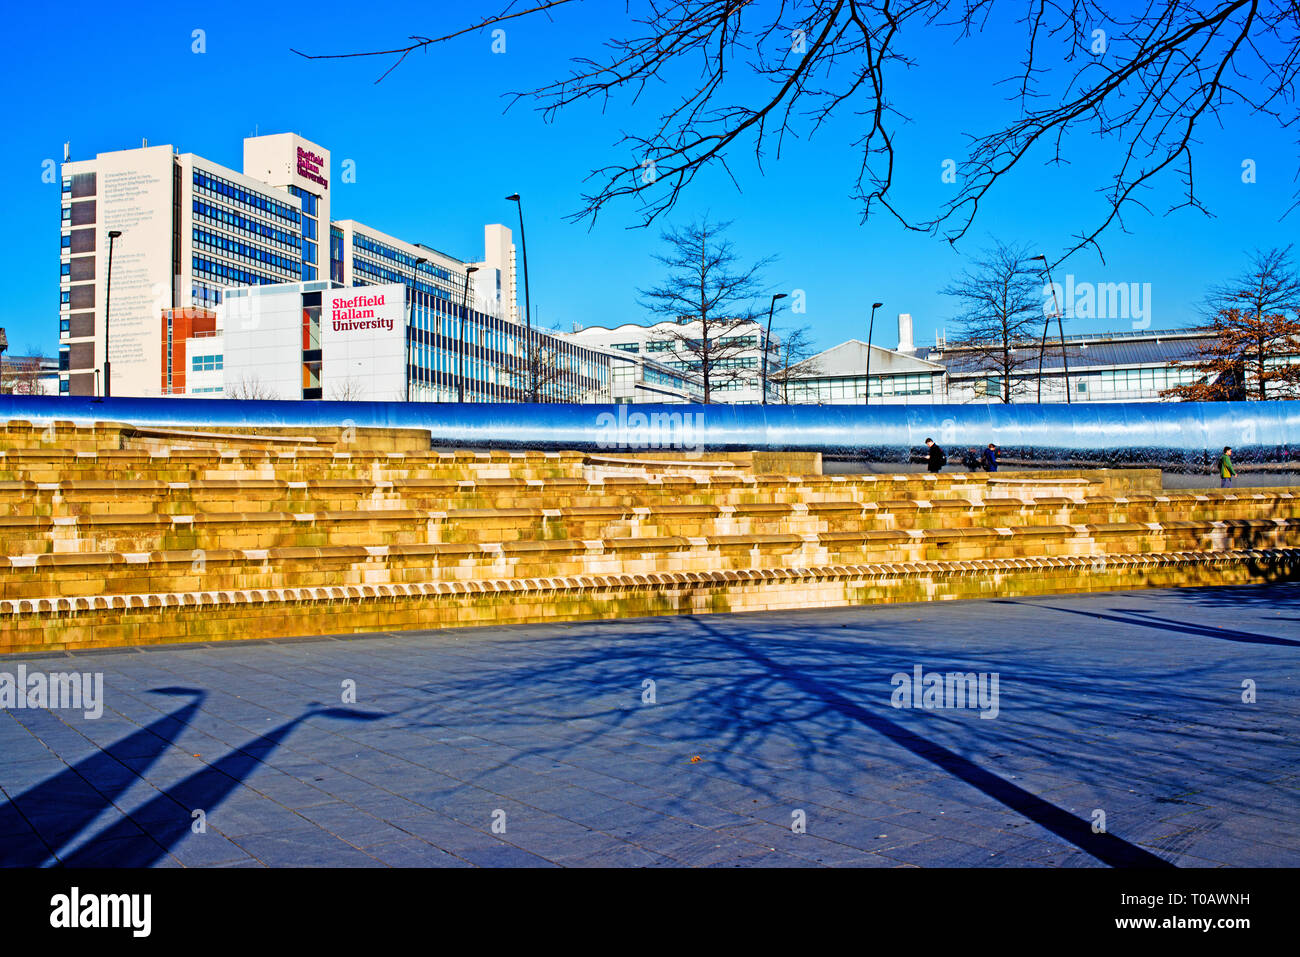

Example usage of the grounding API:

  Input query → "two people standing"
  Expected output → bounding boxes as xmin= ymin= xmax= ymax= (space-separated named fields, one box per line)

xmin=926 ymin=439 xmax=998 ymax=473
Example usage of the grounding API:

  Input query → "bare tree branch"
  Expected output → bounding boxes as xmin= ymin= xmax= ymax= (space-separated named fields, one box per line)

xmin=293 ymin=1 xmax=1300 ymax=260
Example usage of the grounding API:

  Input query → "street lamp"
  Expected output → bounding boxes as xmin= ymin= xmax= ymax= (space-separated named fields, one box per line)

xmin=405 ymin=256 xmax=427 ymax=401
xmin=1032 ymin=254 xmax=1071 ymax=404
xmin=504 ymin=194 xmax=534 ymax=401
xmin=458 ymin=265 xmax=479 ymax=403
xmin=864 ymin=301 xmax=883 ymax=405
xmin=760 ymin=293 xmax=788 ymax=405
xmin=104 ymin=230 xmax=122 ymax=397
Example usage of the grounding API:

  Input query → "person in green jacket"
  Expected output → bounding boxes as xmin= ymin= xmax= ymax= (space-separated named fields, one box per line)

xmin=1216 ymin=446 xmax=1237 ymax=488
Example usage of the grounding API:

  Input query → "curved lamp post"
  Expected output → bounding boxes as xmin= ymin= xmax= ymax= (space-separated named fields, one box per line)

xmin=864 ymin=301 xmax=883 ymax=405
xmin=458 ymin=265 xmax=479 ymax=402
xmin=405 ymin=256 xmax=427 ymax=401
xmin=104 ymin=230 xmax=122 ymax=397
xmin=760 ymin=293 xmax=788 ymax=405
xmin=504 ymin=194 xmax=533 ymax=401
xmin=1032 ymin=254 xmax=1071 ymax=404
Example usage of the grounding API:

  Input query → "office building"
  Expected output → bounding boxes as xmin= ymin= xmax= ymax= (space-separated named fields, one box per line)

xmin=786 ymin=316 xmax=1240 ymax=404
xmin=566 ymin=318 xmax=776 ymax=403
xmin=59 ymin=132 xmax=519 ymax=398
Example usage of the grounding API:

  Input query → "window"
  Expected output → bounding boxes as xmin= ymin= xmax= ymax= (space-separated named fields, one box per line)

xmin=60 ymin=234 xmax=71 ymax=249
xmin=191 ymin=355 xmax=223 ymax=372
xmin=60 ymin=262 xmax=71 ymax=277
xmin=70 ymin=201 xmax=95 ymax=226
xmin=61 ymin=207 xmax=71 ymax=222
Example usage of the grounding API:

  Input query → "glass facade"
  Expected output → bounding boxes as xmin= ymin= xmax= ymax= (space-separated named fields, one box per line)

xmin=191 ymin=167 xmax=304 ymax=308
xmin=404 ymin=290 xmax=607 ymax=403
xmin=787 ymin=372 xmax=936 ymax=403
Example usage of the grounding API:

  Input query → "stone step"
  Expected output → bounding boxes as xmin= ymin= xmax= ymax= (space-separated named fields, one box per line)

xmin=0 ymin=454 xmax=589 ymax=484
xmin=0 ymin=471 xmax=1173 ymax=520
xmin=3 ymin=548 xmax=1295 ymax=654
xmin=1 ymin=494 xmax=1296 ymax=555
xmin=4 ymin=518 xmax=1294 ymax=599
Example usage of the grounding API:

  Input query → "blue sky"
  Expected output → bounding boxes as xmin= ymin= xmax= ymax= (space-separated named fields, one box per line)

xmin=2 ymin=0 xmax=1295 ymax=357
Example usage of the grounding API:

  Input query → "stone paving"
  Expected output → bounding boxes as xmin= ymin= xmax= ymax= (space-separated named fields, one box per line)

xmin=2 ymin=584 xmax=1298 ymax=868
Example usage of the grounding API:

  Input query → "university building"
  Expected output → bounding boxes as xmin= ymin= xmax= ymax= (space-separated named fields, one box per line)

xmin=58 ymin=132 xmax=519 ymax=398
xmin=786 ymin=314 xmax=1231 ymax=404
xmin=566 ymin=318 xmax=775 ymax=403
xmin=159 ymin=279 xmax=699 ymax=404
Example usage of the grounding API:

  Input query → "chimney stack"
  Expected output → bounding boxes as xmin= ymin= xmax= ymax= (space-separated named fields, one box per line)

xmin=897 ymin=313 xmax=914 ymax=353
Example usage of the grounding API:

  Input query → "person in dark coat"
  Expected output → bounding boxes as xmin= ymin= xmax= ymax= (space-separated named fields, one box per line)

xmin=983 ymin=443 xmax=998 ymax=472
xmin=924 ymin=437 xmax=946 ymax=473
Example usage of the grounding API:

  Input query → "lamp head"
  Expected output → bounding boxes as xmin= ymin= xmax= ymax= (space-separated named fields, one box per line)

xmin=872 ymin=301 xmax=883 ymax=309
xmin=505 ymin=193 xmax=521 ymax=202
xmin=108 ymin=230 xmax=122 ymax=239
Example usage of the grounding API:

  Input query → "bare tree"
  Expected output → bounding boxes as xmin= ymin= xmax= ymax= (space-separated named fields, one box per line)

xmin=294 ymin=3 xmax=1300 ymax=261
xmin=327 ymin=377 xmax=369 ymax=401
xmin=226 ymin=374 xmax=280 ymax=400
xmin=639 ymin=218 xmax=772 ymax=403
xmin=506 ymin=335 xmax=572 ymax=402
xmin=943 ymin=242 xmax=1047 ymax=404
xmin=1164 ymin=247 xmax=1300 ymax=400
xmin=1 ymin=348 xmax=49 ymax=396
xmin=768 ymin=327 xmax=822 ymax=404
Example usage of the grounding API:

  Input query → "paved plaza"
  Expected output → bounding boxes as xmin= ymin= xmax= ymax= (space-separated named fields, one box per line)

xmin=2 ymin=584 xmax=1298 ymax=868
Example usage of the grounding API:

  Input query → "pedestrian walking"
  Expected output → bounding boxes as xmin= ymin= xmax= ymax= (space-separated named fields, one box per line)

xmin=1215 ymin=446 xmax=1237 ymax=488
xmin=924 ymin=437 xmax=947 ymax=473
xmin=983 ymin=443 xmax=998 ymax=473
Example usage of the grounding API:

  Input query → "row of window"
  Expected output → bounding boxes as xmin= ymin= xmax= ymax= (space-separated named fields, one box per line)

xmin=1079 ymin=367 xmax=1201 ymax=393
xmin=668 ymin=355 xmax=758 ymax=371
xmin=788 ymin=373 xmax=937 ymax=400
xmin=354 ymin=258 xmax=455 ymax=302
xmin=643 ymin=334 xmax=762 ymax=352
xmin=193 ymin=170 xmax=300 ymax=224
xmin=352 ymin=234 xmax=455 ymax=283
xmin=287 ymin=186 xmax=319 ymax=218
xmin=193 ymin=200 xmax=301 ymax=250
xmin=708 ymin=378 xmax=761 ymax=392
xmin=642 ymin=366 xmax=691 ymax=389
xmin=191 ymin=355 xmax=224 ymax=372
xmin=193 ymin=255 xmax=284 ymax=289
xmin=193 ymin=228 xmax=302 ymax=278
xmin=193 ymin=283 xmax=223 ymax=307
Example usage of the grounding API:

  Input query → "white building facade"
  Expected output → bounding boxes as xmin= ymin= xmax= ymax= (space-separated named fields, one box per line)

xmin=59 ymin=133 xmax=520 ymax=398
xmin=566 ymin=319 xmax=775 ymax=403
